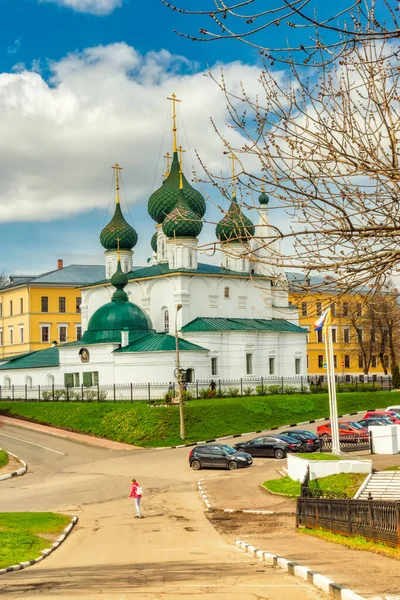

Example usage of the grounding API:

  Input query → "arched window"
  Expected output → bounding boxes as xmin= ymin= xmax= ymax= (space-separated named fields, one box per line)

xmin=4 ymin=376 xmax=11 ymax=388
xmin=47 ymin=374 xmax=55 ymax=386
xmin=163 ymin=309 xmax=170 ymax=333
xmin=185 ymin=368 xmax=195 ymax=383
xmin=25 ymin=376 xmax=33 ymax=389
xmin=224 ymin=287 xmax=230 ymax=298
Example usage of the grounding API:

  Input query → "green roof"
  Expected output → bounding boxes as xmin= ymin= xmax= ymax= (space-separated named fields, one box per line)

xmin=162 ymin=189 xmax=203 ymax=239
xmin=100 ymin=203 xmax=138 ymax=251
xmin=216 ymin=196 xmax=255 ymax=242
xmin=0 ymin=347 xmax=60 ymax=370
xmin=181 ymin=317 xmax=307 ymax=334
xmin=115 ymin=333 xmax=208 ymax=353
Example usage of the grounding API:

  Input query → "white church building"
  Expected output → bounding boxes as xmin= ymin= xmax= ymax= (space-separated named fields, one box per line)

xmin=0 ymin=121 xmax=307 ymax=395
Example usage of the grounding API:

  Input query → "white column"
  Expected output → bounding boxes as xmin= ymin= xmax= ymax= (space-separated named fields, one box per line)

xmin=105 ymin=250 xmax=133 ymax=278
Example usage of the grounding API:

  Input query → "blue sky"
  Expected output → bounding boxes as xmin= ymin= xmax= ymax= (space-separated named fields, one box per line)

xmin=0 ymin=0 xmax=375 ymax=276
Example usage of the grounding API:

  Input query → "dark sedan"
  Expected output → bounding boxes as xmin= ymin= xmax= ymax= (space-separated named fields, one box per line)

xmin=358 ymin=417 xmax=392 ymax=428
xmin=233 ymin=435 xmax=301 ymax=459
xmin=189 ymin=444 xmax=253 ymax=470
xmin=281 ymin=429 xmax=320 ymax=452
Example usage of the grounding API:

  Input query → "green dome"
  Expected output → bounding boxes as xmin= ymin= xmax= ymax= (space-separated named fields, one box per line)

xmin=110 ymin=260 xmax=129 ymax=301
xmin=148 ymin=152 xmax=206 ymax=224
xmin=216 ymin=196 xmax=255 ymax=242
xmin=162 ymin=190 xmax=203 ymax=238
xmin=259 ymin=192 xmax=270 ymax=205
xmin=151 ymin=232 xmax=158 ymax=253
xmin=100 ymin=203 xmax=138 ymax=250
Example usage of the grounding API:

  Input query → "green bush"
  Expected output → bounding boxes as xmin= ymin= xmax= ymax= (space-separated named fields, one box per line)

xmin=182 ymin=390 xmax=194 ymax=401
xmin=41 ymin=391 xmax=52 ymax=401
xmin=310 ymin=383 xmax=329 ymax=393
xmin=199 ymin=387 xmax=210 ymax=399
xmin=267 ymin=384 xmax=282 ymax=395
xmin=284 ymin=385 xmax=300 ymax=394
xmin=243 ymin=386 xmax=254 ymax=396
xmin=227 ymin=386 xmax=240 ymax=397
xmin=255 ymin=384 xmax=266 ymax=396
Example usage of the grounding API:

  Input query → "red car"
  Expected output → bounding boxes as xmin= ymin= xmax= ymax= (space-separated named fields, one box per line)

xmin=363 ymin=410 xmax=400 ymax=424
xmin=317 ymin=420 xmax=368 ymax=438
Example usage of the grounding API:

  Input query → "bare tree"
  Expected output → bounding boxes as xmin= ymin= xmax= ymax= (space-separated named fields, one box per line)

xmin=163 ymin=0 xmax=399 ymax=66
xmin=0 ymin=271 xmax=8 ymax=289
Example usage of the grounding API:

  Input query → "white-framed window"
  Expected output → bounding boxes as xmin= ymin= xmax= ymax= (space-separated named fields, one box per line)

xmin=245 ymin=353 xmax=253 ymax=375
xmin=224 ymin=287 xmax=230 ymax=298
xmin=8 ymin=327 xmax=14 ymax=345
xmin=301 ymin=302 xmax=308 ymax=317
xmin=343 ymin=327 xmax=350 ymax=343
xmin=269 ymin=357 xmax=275 ymax=375
xmin=25 ymin=376 xmax=33 ymax=388
xmin=331 ymin=328 xmax=337 ymax=343
xmin=295 ymin=358 xmax=301 ymax=375
xmin=19 ymin=326 xmax=24 ymax=344
xmin=40 ymin=324 xmax=50 ymax=343
xmin=0 ymin=329 xmax=3 ymax=346
xmin=58 ymin=325 xmax=68 ymax=343
xmin=317 ymin=329 xmax=323 ymax=343
xmin=163 ymin=309 xmax=170 ymax=333
xmin=211 ymin=357 xmax=218 ymax=376
xmin=76 ymin=326 xmax=82 ymax=341
xmin=4 ymin=376 xmax=11 ymax=388
xmin=47 ymin=374 xmax=55 ymax=386
xmin=371 ymin=355 xmax=377 ymax=368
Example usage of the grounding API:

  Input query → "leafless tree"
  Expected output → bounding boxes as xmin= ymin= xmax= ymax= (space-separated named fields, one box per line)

xmin=0 ymin=271 xmax=8 ymax=289
xmin=163 ymin=0 xmax=399 ymax=66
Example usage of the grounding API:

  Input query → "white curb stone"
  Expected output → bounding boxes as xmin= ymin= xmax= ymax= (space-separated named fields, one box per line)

xmin=0 ymin=451 xmax=27 ymax=481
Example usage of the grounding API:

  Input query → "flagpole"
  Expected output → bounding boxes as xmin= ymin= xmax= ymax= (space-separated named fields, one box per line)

xmin=327 ymin=321 xmax=340 ymax=454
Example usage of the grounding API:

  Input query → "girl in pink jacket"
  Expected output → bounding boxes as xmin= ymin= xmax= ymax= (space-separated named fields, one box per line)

xmin=129 ymin=479 xmax=143 ymax=518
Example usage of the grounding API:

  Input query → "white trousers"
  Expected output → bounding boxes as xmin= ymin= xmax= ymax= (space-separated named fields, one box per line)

xmin=134 ymin=497 xmax=141 ymax=516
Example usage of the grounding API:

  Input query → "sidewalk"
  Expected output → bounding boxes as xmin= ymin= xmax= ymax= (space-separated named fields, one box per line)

xmin=0 ymin=415 xmax=137 ymax=450
xmin=203 ymin=460 xmax=400 ymax=599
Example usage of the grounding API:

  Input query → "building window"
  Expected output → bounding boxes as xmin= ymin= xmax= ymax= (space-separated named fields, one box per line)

xmin=371 ymin=355 xmax=377 ymax=368
xmin=295 ymin=358 xmax=301 ymax=375
xmin=343 ymin=302 xmax=349 ymax=317
xmin=0 ymin=303 xmax=2 ymax=317
xmin=41 ymin=296 xmax=48 ymax=313
xmin=4 ymin=377 xmax=11 ymax=388
xmin=356 ymin=303 xmax=362 ymax=317
xmin=76 ymin=326 xmax=82 ymax=341
xmin=59 ymin=326 xmax=67 ymax=343
xmin=316 ymin=302 xmax=322 ymax=316
xmin=9 ymin=300 xmax=13 ymax=316
xmin=344 ymin=355 xmax=350 ymax=368
xmin=59 ymin=297 xmax=66 ymax=313
xmin=331 ymin=328 xmax=337 ymax=343
xmin=0 ymin=329 xmax=3 ymax=345
xmin=189 ymin=251 xmax=193 ymax=269
xmin=163 ymin=309 xmax=169 ymax=333
xmin=211 ymin=357 xmax=218 ymax=376
xmin=306 ymin=355 xmax=309 ymax=368
xmin=9 ymin=327 xmax=13 ymax=345
xmin=74 ymin=373 xmax=80 ymax=387
xmin=76 ymin=297 xmax=82 ymax=313
xmin=318 ymin=355 xmax=324 ymax=368
xmin=41 ymin=326 xmax=49 ymax=343
xmin=301 ymin=302 xmax=308 ymax=317
xmin=224 ymin=287 xmax=230 ymax=298
xmin=25 ymin=376 xmax=32 ymax=389
xmin=357 ymin=328 xmax=363 ymax=343
xmin=333 ymin=355 xmax=337 ymax=369
xmin=317 ymin=329 xmax=323 ymax=343
xmin=269 ymin=357 xmax=275 ymax=375
xmin=331 ymin=303 xmax=336 ymax=317
xmin=384 ymin=355 xmax=389 ymax=368
xmin=20 ymin=298 xmax=23 ymax=314
xmin=370 ymin=329 xmax=376 ymax=343
xmin=246 ymin=353 xmax=253 ymax=375
xmin=19 ymin=326 xmax=24 ymax=344
xmin=93 ymin=371 xmax=99 ymax=386
xmin=343 ymin=327 xmax=350 ymax=343
xmin=358 ymin=355 xmax=364 ymax=369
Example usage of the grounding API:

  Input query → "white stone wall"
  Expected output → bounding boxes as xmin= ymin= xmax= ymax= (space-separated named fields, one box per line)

xmin=287 ymin=454 xmax=372 ymax=482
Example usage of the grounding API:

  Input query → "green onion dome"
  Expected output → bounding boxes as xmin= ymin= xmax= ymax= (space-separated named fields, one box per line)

xmin=110 ymin=259 xmax=129 ymax=301
xmin=216 ymin=196 xmax=255 ymax=242
xmin=258 ymin=191 xmax=270 ymax=205
xmin=100 ymin=203 xmax=138 ymax=251
xmin=162 ymin=189 xmax=203 ymax=238
xmin=148 ymin=152 xmax=206 ymax=224
xmin=151 ymin=232 xmax=158 ymax=253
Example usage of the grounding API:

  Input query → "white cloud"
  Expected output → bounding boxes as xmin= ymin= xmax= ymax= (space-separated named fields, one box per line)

xmin=0 ymin=43 xmax=264 ymax=223
xmin=7 ymin=37 xmax=21 ymax=55
xmin=39 ymin=0 xmax=122 ymax=16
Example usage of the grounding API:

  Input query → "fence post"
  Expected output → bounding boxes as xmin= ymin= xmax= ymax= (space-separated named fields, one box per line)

xmin=12 ymin=385 xmax=14 ymax=400
xmin=196 ymin=380 xmax=199 ymax=399
xmin=219 ymin=379 xmax=221 ymax=396
xmin=81 ymin=383 xmax=84 ymax=402
xmin=261 ymin=376 xmax=264 ymax=395
xmin=148 ymin=382 xmax=151 ymax=404
xmin=301 ymin=376 xmax=304 ymax=394
xmin=240 ymin=378 xmax=243 ymax=396
xmin=66 ymin=385 xmax=69 ymax=402
xmin=0 ymin=385 xmax=2 ymax=400
xmin=25 ymin=384 xmax=27 ymax=401
xmin=113 ymin=384 xmax=116 ymax=402
xmin=38 ymin=385 xmax=40 ymax=401
xmin=389 ymin=376 xmax=392 ymax=391
xmin=130 ymin=383 xmax=133 ymax=403
xmin=348 ymin=500 xmax=352 ymax=535
xmin=397 ymin=504 xmax=400 ymax=547
xmin=52 ymin=383 xmax=55 ymax=401
xmin=356 ymin=378 xmax=358 ymax=391
xmin=97 ymin=383 xmax=100 ymax=402
xmin=281 ymin=376 xmax=284 ymax=394
xmin=369 ymin=431 xmax=373 ymax=454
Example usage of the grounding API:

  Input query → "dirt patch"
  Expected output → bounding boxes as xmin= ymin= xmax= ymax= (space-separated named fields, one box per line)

xmin=208 ymin=511 xmax=294 ymax=537
xmin=0 ymin=453 xmax=23 ymax=477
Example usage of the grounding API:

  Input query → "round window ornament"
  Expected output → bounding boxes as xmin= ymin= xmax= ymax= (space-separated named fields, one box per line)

xmin=79 ymin=348 xmax=90 ymax=363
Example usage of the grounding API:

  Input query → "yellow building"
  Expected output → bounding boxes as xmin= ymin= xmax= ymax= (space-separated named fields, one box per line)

xmin=0 ymin=263 xmax=104 ymax=359
xmin=289 ymin=283 xmax=392 ymax=377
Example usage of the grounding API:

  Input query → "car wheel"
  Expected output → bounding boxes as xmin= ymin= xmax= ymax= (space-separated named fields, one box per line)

xmin=228 ymin=460 xmax=238 ymax=470
xmin=191 ymin=460 xmax=201 ymax=471
xmin=301 ymin=443 xmax=309 ymax=452
xmin=274 ymin=448 xmax=285 ymax=459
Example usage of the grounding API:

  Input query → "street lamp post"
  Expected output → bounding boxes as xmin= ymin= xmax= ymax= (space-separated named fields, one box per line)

xmin=175 ymin=303 xmax=185 ymax=440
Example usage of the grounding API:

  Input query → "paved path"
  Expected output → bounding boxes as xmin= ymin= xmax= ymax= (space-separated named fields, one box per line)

xmin=0 ymin=419 xmax=326 ymax=600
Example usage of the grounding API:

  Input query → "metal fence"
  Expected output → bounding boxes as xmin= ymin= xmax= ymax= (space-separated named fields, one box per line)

xmin=296 ymin=497 xmax=400 ymax=547
xmin=319 ymin=434 xmax=372 ymax=453
xmin=0 ymin=374 xmax=393 ymax=403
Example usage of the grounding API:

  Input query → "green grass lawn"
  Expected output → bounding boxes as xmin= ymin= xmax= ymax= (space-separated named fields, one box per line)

xmin=0 ymin=512 xmax=71 ymax=569
xmin=0 ymin=450 xmax=9 ymax=469
xmin=263 ymin=472 xmax=366 ymax=498
xmin=300 ymin=527 xmax=400 ymax=560
xmin=297 ymin=453 xmax=342 ymax=461
xmin=0 ymin=391 xmax=386 ymax=447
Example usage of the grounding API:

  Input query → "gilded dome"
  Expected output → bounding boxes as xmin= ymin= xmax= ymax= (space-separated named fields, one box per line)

xmin=148 ymin=152 xmax=206 ymax=224
xmin=216 ymin=196 xmax=255 ymax=242
xmin=162 ymin=189 xmax=203 ymax=239
xmin=100 ymin=203 xmax=138 ymax=251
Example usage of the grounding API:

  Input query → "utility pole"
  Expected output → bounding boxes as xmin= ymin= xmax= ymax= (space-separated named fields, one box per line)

xmin=175 ymin=303 xmax=185 ymax=440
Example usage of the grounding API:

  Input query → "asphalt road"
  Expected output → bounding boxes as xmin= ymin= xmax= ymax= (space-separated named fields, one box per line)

xmin=0 ymin=421 xmax=327 ymax=600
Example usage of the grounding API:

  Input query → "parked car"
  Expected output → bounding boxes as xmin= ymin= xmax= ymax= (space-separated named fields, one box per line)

xmin=317 ymin=421 xmax=368 ymax=438
xmin=189 ymin=444 xmax=253 ymax=470
xmin=386 ymin=405 xmax=400 ymax=413
xmin=280 ymin=429 xmax=320 ymax=452
xmin=364 ymin=410 xmax=400 ymax=424
xmin=358 ymin=417 xmax=393 ymax=428
xmin=233 ymin=435 xmax=301 ymax=459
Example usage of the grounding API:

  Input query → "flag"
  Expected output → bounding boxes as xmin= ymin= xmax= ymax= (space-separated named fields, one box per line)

xmin=314 ymin=308 xmax=331 ymax=332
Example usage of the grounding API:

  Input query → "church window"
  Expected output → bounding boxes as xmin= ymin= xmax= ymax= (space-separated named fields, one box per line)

xmin=76 ymin=297 xmax=82 ymax=313
xmin=246 ymin=353 xmax=253 ymax=375
xmin=301 ymin=302 xmax=308 ymax=316
xmin=93 ymin=371 xmax=99 ymax=386
xmin=59 ymin=297 xmax=66 ymax=313
xmin=47 ymin=374 xmax=55 ymax=386
xmin=317 ymin=329 xmax=323 ymax=343
xmin=345 ymin=355 xmax=351 ymax=368
xmin=41 ymin=325 xmax=49 ymax=343
xmin=41 ymin=297 xmax=48 ymax=312
xmin=224 ymin=287 xmax=230 ymax=298
xmin=185 ymin=368 xmax=195 ymax=383
xmin=269 ymin=357 xmax=275 ymax=375
xmin=25 ymin=376 xmax=32 ymax=389
xmin=164 ymin=309 xmax=170 ymax=333
xmin=318 ymin=355 xmax=324 ymax=368
xmin=4 ymin=377 xmax=11 ymax=388
xmin=211 ymin=357 xmax=218 ymax=376
xmin=316 ymin=301 xmax=322 ymax=316
xmin=295 ymin=358 xmax=301 ymax=375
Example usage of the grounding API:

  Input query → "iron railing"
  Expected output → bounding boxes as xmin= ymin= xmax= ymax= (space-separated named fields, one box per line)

xmin=319 ymin=434 xmax=372 ymax=453
xmin=297 ymin=497 xmax=400 ymax=547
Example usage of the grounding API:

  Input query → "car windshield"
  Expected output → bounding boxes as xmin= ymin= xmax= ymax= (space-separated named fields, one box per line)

xmin=277 ymin=434 xmax=298 ymax=443
xmin=349 ymin=421 xmax=363 ymax=429
xmin=295 ymin=431 xmax=316 ymax=439
xmin=221 ymin=445 xmax=236 ymax=454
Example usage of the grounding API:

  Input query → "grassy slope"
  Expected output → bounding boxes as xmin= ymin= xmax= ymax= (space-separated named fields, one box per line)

xmin=0 ymin=450 xmax=9 ymax=469
xmin=0 ymin=391 xmax=386 ymax=447
xmin=263 ymin=472 xmax=366 ymax=498
xmin=300 ymin=528 xmax=400 ymax=560
xmin=0 ymin=512 xmax=71 ymax=569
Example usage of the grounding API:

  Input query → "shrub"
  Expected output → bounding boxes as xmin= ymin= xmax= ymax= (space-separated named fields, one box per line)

xmin=227 ymin=386 xmax=240 ymax=397
xmin=83 ymin=390 xmax=97 ymax=402
xmin=53 ymin=389 xmax=66 ymax=401
xmin=164 ymin=391 xmax=174 ymax=404
xmin=243 ymin=386 xmax=254 ymax=396
xmin=199 ymin=388 xmax=210 ymax=399
xmin=267 ymin=384 xmax=282 ymax=395
xmin=255 ymin=384 xmax=266 ymax=396
xmin=182 ymin=390 xmax=194 ymax=401
xmin=41 ymin=391 xmax=52 ymax=401
xmin=310 ymin=383 xmax=329 ymax=393
xmin=216 ymin=388 xmax=226 ymax=398
xmin=284 ymin=385 xmax=300 ymax=394
xmin=392 ymin=365 xmax=400 ymax=389
xmin=98 ymin=390 xmax=108 ymax=401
